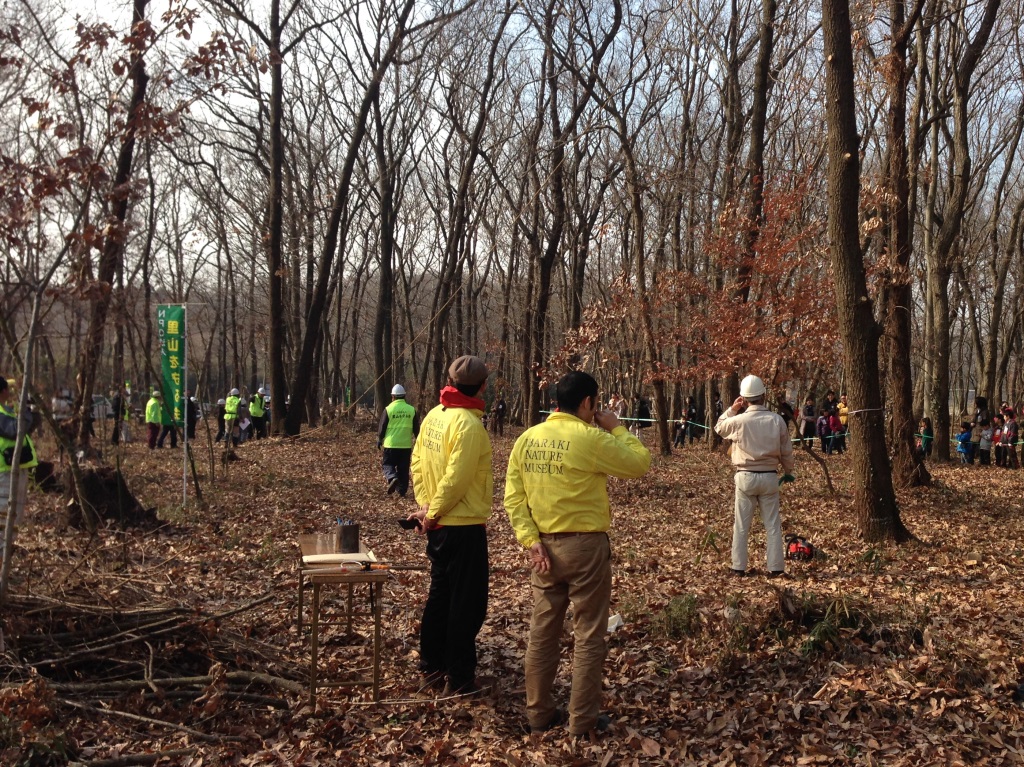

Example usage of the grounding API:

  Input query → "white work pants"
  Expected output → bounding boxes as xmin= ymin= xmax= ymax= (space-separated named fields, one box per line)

xmin=732 ymin=471 xmax=784 ymax=573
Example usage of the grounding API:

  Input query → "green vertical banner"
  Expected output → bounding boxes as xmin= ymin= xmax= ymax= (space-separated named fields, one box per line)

xmin=157 ymin=304 xmax=185 ymax=425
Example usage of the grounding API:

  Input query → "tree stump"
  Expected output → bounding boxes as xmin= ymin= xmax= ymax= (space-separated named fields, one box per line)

xmin=63 ymin=466 xmax=160 ymax=529
xmin=32 ymin=461 xmax=62 ymax=493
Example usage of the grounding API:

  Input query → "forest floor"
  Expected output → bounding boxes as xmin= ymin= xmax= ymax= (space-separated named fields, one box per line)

xmin=2 ymin=413 xmax=1024 ymax=766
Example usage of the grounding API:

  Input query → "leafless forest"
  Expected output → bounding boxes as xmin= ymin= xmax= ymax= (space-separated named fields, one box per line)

xmin=3 ymin=0 xmax=1024 ymax=763
xmin=3 ymin=0 xmax=1022 ymax=447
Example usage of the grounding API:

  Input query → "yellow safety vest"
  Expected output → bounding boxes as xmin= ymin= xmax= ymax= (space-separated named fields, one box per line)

xmin=0 ymin=403 xmax=38 ymax=471
xmin=250 ymin=394 xmax=265 ymax=418
xmin=383 ymin=399 xmax=416 ymax=448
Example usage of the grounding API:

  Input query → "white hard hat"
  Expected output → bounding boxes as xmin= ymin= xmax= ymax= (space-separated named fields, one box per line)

xmin=217 ymin=398 xmax=226 ymax=405
xmin=391 ymin=384 xmax=406 ymax=397
xmin=739 ymin=375 xmax=766 ymax=398
xmin=230 ymin=388 xmax=239 ymax=396
xmin=258 ymin=387 xmax=266 ymax=395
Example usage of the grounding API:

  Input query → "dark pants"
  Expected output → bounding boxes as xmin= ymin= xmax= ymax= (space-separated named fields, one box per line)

xmin=381 ymin=447 xmax=412 ymax=496
xmin=979 ymin=448 xmax=991 ymax=465
xmin=1005 ymin=445 xmax=1019 ymax=469
xmin=157 ymin=425 xmax=177 ymax=448
xmin=802 ymin=423 xmax=815 ymax=447
xmin=420 ymin=525 xmax=489 ymax=689
xmin=147 ymin=423 xmax=160 ymax=449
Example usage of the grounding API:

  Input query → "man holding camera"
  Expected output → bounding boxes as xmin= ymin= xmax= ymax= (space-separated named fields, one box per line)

xmin=714 ymin=374 xmax=795 ymax=578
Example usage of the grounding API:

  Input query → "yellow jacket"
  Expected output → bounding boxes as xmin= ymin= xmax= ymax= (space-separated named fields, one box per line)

xmin=0 ymin=403 xmax=37 ymax=471
xmin=504 ymin=412 xmax=651 ymax=549
xmin=412 ymin=403 xmax=492 ymax=525
xmin=145 ymin=397 xmax=161 ymax=425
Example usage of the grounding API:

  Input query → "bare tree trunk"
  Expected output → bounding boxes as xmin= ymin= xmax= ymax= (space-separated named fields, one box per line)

xmin=371 ymin=91 xmax=396 ymax=414
xmin=924 ymin=0 xmax=1001 ymax=458
xmin=266 ymin=0 xmax=288 ymax=434
xmin=285 ymin=0 xmax=417 ymax=435
xmin=75 ymin=0 xmax=151 ymax=447
xmin=822 ymin=0 xmax=909 ymax=542
xmin=881 ymin=0 xmax=930 ymax=488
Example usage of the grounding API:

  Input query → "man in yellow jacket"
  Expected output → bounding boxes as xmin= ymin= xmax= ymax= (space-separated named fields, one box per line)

xmin=409 ymin=355 xmax=492 ymax=696
xmin=224 ymin=388 xmax=240 ymax=446
xmin=145 ymin=390 xmax=162 ymax=450
xmin=504 ymin=371 xmax=651 ymax=736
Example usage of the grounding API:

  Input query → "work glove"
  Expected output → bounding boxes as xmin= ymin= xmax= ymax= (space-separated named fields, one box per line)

xmin=779 ymin=474 xmax=795 ymax=486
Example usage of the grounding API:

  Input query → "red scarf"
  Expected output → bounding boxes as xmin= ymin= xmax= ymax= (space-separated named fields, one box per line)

xmin=439 ymin=386 xmax=485 ymax=411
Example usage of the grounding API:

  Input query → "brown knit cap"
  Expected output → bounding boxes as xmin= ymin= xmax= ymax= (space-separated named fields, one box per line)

xmin=448 ymin=356 xmax=488 ymax=386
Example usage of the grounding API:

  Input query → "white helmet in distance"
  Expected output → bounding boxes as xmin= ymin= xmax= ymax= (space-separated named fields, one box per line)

xmin=258 ymin=387 xmax=266 ymax=395
xmin=230 ymin=388 xmax=239 ymax=396
xmin=739 ymin=375 xmax=766 ymax=398
xmin=391 ymin=384 xmax=406 ymax=397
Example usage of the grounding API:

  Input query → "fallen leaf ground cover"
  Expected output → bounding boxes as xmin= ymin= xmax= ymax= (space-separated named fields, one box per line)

xmin=2 ymin=415 xmax=1024 ymax=766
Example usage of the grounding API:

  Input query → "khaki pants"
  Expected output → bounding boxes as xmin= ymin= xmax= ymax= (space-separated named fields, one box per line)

xmin=526 ymin=532 xmax=611 ymax=735
xmin=732 ymin=471 xmax=784 ymax=573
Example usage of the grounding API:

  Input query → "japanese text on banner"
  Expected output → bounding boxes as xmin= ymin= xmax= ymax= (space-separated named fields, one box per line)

xmin=157 ymin=304 xmax=185 ymax=426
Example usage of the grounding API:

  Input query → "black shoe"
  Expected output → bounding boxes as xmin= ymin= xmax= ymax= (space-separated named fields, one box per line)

xmin=767 ymin=570 xmax=788 ymax=579
xmin=386 ymin=478 xmax=399 ymax=495
xmin=730 ymin=568 xmax=746 ymax=577
xmin=529 ymin=707 xmax=565 ymax=733
xmin=570 ymin=713 xmax=612 ymax=737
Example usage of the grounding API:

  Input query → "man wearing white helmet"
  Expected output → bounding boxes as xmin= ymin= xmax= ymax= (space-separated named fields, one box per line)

xmin=224 ymin=388 xmax=241 ymax=446
xmin=714 ymin=374 xmax=795 ymax=578
xmin=377 ymin=384 xmax=420 ymax=496
xmin=250 ymin=387 xmax=267 ymax=439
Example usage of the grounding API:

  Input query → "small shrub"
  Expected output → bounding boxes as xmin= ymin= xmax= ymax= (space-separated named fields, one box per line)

xmin=654 ymin=594 xmax=701 ymax=639
xmin=859 ymin=547 xmax=887 ymax=573
xmin=799 ymin=594 xmax=868 ymax=657
xmin=694 ymin=528 xmax=721 ymax=566
xmin=616 ymin=593 xmax=649 ymax=624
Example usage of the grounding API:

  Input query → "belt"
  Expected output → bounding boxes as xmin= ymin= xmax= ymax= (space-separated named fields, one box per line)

xmin=540 ymin=531 xmax=604 ymax=540
xmin=737 ymin=470 xmax=776 ymax=474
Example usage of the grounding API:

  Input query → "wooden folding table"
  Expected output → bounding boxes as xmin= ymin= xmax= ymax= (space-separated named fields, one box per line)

xmin=297 ymin=533 xmax=388 ymax=708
